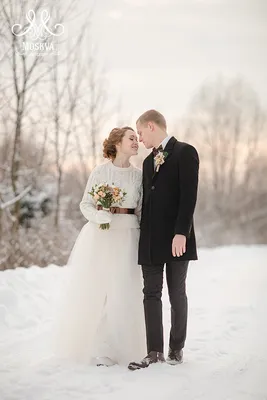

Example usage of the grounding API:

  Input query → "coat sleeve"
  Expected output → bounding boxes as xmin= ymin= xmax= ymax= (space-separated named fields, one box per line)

xmin=137 ymin=163 xmax=146 ymax=226
xmin=174 ymin=144 xmax=199 ymax=237
xmin=134 ymin=182 xmax=143 ymax=225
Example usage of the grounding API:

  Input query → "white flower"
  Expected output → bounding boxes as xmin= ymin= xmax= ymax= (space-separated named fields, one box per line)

xmin=154 ymin=151 xmax=167 ymax=172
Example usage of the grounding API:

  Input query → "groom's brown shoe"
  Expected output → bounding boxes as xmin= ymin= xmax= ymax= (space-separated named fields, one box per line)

xmin=166 ymin=348 xmax=183 ymax=365
xmin=128 ymin=351 xmax=165 ymax=371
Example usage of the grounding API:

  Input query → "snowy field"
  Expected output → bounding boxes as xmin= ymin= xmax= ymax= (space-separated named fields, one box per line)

xmin=0 ymin=246 xmax=267 ymax=400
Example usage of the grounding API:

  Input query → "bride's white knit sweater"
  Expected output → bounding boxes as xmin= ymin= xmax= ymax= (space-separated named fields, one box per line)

xmin=80 ymin=160 xmax=142 ymax=229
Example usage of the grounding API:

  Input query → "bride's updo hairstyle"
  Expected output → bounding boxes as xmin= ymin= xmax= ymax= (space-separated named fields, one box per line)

xmin=103 ymin=126 xmax=135 ymax=160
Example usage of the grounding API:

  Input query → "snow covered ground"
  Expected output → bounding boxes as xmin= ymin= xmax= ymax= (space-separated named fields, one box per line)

xmin=0 ymin=246 xmax=267 ymax=400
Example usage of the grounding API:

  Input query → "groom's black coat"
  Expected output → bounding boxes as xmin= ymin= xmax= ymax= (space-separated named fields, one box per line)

xmin=138 ymin=136 xmax=199 ymax=265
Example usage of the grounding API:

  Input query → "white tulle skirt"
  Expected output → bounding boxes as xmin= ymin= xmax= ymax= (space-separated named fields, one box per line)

xmin=53 ymin=215 xmax=146 ymax=365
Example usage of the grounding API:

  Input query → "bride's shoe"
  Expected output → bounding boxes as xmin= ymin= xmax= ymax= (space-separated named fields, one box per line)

xmin=94 ymin=356 xmax=116 ymax=367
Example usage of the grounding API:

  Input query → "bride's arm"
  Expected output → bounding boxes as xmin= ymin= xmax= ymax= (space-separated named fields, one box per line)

xmin=134 ymin=181 xmax=143 ymax=225
xmin=80 ymin=167 xmax=112 ymax=224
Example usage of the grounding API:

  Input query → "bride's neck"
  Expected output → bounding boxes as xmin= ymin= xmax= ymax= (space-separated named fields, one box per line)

xmin=112 ymin=154 xmax=131 ymax=168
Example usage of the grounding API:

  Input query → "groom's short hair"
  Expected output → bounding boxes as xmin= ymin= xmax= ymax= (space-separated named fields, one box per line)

xmin=137 ymin=109 xmax=167 ymax=130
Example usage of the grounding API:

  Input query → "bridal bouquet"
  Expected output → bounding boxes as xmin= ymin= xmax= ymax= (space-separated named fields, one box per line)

xmin=89 ymin=183 xmax=127 ymax=230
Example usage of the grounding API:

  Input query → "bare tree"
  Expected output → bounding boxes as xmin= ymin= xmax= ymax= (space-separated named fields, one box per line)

xmin=186 ymin=76 xmax=267 ymax=244
xmin=69 ymin=49 xmax=108 ymax=191
xmin=0 ymin=0 xmax=109 ymax=269
xmin=49 ymin=19 xmax=107 ymax=227
xmin=0 ymin=0 xmax=70 ymax=230
xmin=50 ymin=47 xmax=83 ymax=228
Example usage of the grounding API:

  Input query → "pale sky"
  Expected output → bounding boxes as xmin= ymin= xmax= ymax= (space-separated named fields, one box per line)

xmin=87 ymin=0 xmax=267 ymax=125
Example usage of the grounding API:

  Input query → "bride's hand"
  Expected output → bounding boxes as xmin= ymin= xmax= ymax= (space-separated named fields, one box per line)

xmin=96 ymin=210 xmax=112 ymax=224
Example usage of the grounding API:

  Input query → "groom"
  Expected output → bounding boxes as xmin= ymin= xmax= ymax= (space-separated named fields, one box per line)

xmin=128 ymin=110 xmax=199 ymax=370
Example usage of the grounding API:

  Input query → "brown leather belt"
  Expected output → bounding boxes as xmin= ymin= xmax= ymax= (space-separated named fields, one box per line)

xmin=97 ymin=205 xmax=135 ymax=215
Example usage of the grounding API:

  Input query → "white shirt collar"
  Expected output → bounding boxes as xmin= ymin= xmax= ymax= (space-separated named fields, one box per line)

xmin=160 ymin=135 xmax=172 ymax=150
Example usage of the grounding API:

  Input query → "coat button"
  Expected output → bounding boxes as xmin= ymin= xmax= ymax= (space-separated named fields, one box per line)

xmin=151 ymin=186 xmax=155 ymax=190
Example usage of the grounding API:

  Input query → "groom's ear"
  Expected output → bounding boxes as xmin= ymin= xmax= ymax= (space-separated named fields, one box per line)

xmin=148 ymin=122 xmax=154 ymax=131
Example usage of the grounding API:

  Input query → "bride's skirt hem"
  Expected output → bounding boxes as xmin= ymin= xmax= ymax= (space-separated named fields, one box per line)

xmin=52 ymin=220 xmax=146 ymax=365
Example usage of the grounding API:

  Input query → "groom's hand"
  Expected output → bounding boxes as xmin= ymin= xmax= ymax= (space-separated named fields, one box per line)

xmin=172 ymin=234 xmax=186 ymax=257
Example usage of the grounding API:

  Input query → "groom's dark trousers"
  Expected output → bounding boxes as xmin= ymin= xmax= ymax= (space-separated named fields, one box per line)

xmin=138 ymin=137 xmax=199 ymax=355
xmin=142 ymin=260 xmax=189 ymax=353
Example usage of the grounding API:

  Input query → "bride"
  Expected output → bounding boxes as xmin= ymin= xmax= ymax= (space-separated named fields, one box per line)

xmin=53 ymin=126 xmax=146 ymax=366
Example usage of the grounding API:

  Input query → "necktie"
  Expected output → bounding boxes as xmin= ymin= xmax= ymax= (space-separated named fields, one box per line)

xmin=152 ymin=144 xmax=163 ymax=157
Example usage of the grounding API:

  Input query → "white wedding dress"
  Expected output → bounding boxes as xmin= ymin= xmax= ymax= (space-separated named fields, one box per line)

xmin=53 ymin=160 xmax=146 ymax=365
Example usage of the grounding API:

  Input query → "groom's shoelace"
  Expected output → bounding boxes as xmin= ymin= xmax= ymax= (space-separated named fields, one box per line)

xmin=152 ymin=144 xmax=163 ymax=157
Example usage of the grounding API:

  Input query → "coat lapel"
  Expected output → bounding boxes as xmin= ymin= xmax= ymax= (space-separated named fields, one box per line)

xmin=151 ymin=136 xmax=177 ymax=181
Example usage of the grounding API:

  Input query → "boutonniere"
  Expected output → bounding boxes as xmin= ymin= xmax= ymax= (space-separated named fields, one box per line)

xmin=154 ymin=151 xmax=168 ymax=172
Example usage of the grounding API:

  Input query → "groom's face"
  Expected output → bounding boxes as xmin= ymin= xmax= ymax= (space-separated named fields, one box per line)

xmin=136 ymin=121 xmax=154 ymax=149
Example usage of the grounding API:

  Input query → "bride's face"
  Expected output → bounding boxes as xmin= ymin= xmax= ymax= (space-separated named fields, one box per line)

xmin=117 ymin=130 xmax=139 ymax=157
